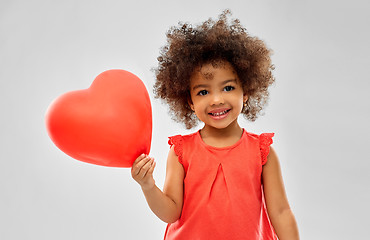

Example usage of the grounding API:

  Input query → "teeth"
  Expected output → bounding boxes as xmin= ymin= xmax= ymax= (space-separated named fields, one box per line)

xmin=212 ymin=110 xmax=228 ymax=116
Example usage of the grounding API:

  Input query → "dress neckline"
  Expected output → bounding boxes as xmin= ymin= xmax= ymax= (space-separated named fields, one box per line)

xmin=196 ymin=128 xmax=246 ymax=150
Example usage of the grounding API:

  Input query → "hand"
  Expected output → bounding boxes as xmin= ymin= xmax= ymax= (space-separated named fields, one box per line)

xmin=131 ymin=154 xmax=156 ymax=190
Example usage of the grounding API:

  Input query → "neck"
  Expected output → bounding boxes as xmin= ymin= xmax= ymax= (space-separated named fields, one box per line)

xmin=200 ymin=121 xmax=243 ymax=139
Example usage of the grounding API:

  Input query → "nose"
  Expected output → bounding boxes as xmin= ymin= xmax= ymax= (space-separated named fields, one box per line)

xmin=210 ymin=92 xmax=224 ymax=106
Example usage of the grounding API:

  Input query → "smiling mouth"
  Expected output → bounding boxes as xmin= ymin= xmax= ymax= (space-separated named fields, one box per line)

xmin=208 ymin=109 xmax=231 ymax=116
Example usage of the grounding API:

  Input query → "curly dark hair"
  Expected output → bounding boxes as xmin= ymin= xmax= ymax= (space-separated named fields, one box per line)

xmin=154 ymin=10 xmax=275 ymax=129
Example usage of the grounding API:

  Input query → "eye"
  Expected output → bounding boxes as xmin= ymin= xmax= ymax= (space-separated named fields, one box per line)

xmin=224 ymin=85 xmax=235 ymax=92
xmin=197 ymin=90 xmax=208 ymax=96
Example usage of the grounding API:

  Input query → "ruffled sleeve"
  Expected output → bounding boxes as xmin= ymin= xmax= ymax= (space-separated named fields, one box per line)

xmin=168 ymin=135 xmax=183 ymax=164
xmin=259 ymin=133 xmax=274 ymax=165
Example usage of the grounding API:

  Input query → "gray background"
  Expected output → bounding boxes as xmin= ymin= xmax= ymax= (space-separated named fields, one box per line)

xmin=1 ymin=0 xmax=369 ymax=239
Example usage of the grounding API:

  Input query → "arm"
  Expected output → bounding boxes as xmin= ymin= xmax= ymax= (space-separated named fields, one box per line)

xmin=262 ymin=146 xmax=300 ymax=240
xmin=131 ymin=147 xmax=184 ymax=223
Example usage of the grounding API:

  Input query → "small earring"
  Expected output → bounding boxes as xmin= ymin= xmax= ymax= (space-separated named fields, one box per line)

xmin=242 ymin=102 xmax=247 ymax=112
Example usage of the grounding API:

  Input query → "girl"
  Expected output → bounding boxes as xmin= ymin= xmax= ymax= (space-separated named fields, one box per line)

xmin=131 ymin=10 xmax=299 ymax=240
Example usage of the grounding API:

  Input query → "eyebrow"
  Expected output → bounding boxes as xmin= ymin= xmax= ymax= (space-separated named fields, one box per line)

xmin=192 ymin=79 xmax=238 ymax=91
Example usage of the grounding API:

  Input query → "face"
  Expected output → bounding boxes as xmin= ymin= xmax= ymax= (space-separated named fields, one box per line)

xmin=189 ymin=61 xmax=248 ymax=131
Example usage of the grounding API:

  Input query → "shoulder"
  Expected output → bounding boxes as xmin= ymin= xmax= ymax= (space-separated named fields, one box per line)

xmin=244 ymin=130 xmax=275 ymax=165
xmin=261 ymin=145 xmax=281 ymax=185
xmin=168 ymin=131 xmax=198 ymax=145
xmin=167 ymin=131 xmax=199 ymax=164
xmin=244 ymin=130 xmax=274 ymax=144
xmin=264 ymin=146 xmax=278 ymax=166
xmin=244 ymin=130 xmax=258 ymax=138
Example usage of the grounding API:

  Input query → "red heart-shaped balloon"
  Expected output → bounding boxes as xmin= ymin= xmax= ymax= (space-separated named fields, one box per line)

xmin=45 ymin=69 xmax=152 ymax=168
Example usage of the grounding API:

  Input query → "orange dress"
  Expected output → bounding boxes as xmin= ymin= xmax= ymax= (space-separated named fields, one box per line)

xmin=164 ymin=129 xmax=277 ymax=240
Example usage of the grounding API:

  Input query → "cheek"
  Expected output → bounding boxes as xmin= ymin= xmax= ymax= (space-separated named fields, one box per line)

xmin=233 ymin=95 xmax=245 ymax=110
xmin=192 ymin=101 xmax=204 ymax=113
xmin=191 ymin=99 xmax=209 ymax=117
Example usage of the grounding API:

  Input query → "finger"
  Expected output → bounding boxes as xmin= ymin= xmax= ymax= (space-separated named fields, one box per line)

xmin=147 ymin=161 xmax=156 ymax=175
xmin=144 ymin=158 xmax=156 ymax=177
xmin=134 ymin=156 xmax=152 ymax=177
xmin=138 ymin=158 xmax=154 ymax=179
xmin=132 ymin=154 xmax=146 ymax=174
xmin=132 ymin=155 xmax=151 ymax=175
xmin=139 ymin=158 xmax=154 ymax=178
xmin=133 ymin=153 xmax=146 ymax=165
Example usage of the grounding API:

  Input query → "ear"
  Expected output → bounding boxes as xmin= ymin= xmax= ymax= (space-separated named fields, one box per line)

xmin=188 ymin=98 xmax=194 ymax=111
xmin=243 ymin=93 xmax=248 ymax=103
